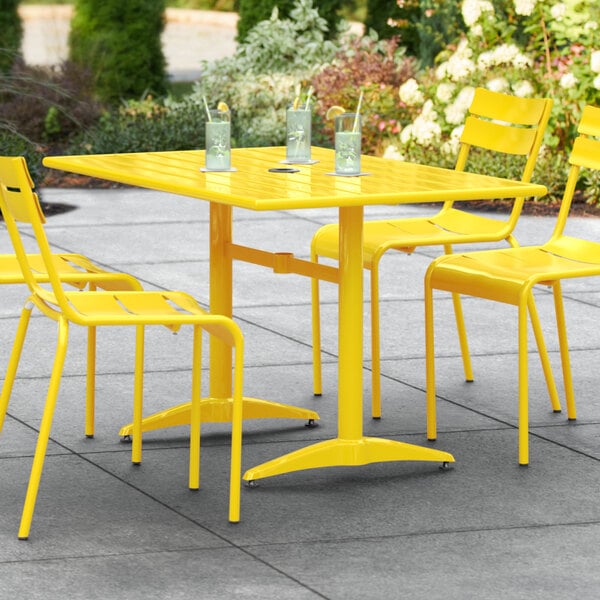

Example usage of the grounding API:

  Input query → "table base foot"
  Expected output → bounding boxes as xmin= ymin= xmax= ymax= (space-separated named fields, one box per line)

xmin=118 ymin=396 xmax=319 ymax=437
xmin=243 ymin=436 xmax=454 ymax=481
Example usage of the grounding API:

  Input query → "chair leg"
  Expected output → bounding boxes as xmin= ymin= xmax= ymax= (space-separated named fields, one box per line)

xmin=189 ymin=326 xmax=202 ymax=490
xmin=0 ymin=303 xmax=33 ymax=434
xmin=444 ymin=245 xmax=473 ymax=383
xmin=85 ymin=326 xmax=97 ymax=438
xmin=229 ymin=329 xmax=244 ymax=523
xmin=451 ymin=292 xmax=474 ymax=382
xmin=132 ymin=325 xmax=145 ymax=465
xmin=424 ymin=273 xmax=437 ymax=441
xmin=370 ymin=260 xmax=381 ymax=418
xmin=552 ymin=282 xmax=576 ymax=420
xmin=18 ymin=317 xmax=69 ymax=540
xmin=518 ymin=297 xmax=530 ymax=466
xmin=310 ymin=249 xmax=323 ymax=396
xmin=528 ymin=297 xmax=562 ymax=413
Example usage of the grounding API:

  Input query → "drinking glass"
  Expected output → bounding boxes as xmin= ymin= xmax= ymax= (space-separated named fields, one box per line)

xmin=286 ymin=105 xmax=311 ymax=163
xmin=334 ymin=113 xmax=362 ymax=175
xmin=205 ymin=109 xmax=231 ymax=171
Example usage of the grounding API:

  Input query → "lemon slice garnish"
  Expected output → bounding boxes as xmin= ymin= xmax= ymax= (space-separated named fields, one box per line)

xmin=292 ymin=96 xmax=300 ymax=110
xmin=217 ymin=101 xmax=229 ymax=112
xmin=326 ymin=105 xmax=346 ymax=120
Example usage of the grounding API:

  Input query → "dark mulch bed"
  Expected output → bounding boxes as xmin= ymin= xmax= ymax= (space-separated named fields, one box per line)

xmin=463 ymin=191 xmax=600 ymax=217
xmin=41 ymin=171 xmax=125 ymax=190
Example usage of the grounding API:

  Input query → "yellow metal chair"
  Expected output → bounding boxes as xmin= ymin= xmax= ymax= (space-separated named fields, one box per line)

xmin=0 ymin=156 xmax=245 ymax=538
xmin=0 ymin=162 xmax=144 ymax=441
xmin=424 ymin=104 xmax=600 ymax=465
xmin=311 ymin=89 xmax=553 ymax=418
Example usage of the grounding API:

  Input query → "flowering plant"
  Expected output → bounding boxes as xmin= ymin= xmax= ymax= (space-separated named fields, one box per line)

xmin=384 ymin=0 xmax=600 ymax=203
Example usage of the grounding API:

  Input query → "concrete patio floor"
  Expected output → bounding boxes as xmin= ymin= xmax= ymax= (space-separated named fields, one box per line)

xmin=1 ymin=186 xmax=600 ymax=598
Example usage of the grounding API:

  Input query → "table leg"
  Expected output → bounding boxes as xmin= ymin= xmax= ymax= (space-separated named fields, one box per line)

xmin=243 ymin=206 xmax=453 ymax=482
xmin=119 ymin=202 xmax=319 ymax=438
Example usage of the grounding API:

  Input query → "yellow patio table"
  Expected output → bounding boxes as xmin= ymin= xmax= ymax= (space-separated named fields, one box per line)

xmin=43 ymin=146 xmax=547 ymax=483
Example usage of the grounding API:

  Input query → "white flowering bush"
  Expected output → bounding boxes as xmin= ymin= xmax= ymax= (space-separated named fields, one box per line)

xmin=384 ymin=0 xmax=600 ymax=203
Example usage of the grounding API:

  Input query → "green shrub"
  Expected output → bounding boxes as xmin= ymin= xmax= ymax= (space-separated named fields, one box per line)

xmin=194 ymin=0 xmax=342 ymax=147
xmin=364 ymin=0 xmax=411 ymax=47
xmin=0 ymin=131 xmax=44 ymax=184
xmin=233 ymin=0 xmax=340 ymax=73
xmin=237 ymin=0 xmax=295 ymax=42
xmin=0 ymin=0 xmax=23 ymax=74
xmin=413 ymin=1 xmax=465 ymax=67
xmin=237 ymin=0 xmax=343 ymax=42
xmin=365 ymin=0 xmax=464 ymax=67
xmin=69 ymin=96 xmax=207 ymax=154
xmin=197 ymin=72 xmax=300 ymax=147
xmin=306 ymin=0 xmax=344 ymax=39
xmin=69 ymin=0 xmax=168 ymax=104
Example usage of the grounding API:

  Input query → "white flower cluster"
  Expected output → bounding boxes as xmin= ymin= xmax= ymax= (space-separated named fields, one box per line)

xmin=461 ymin=0 xmax=494 ymax=27
xmin=435 ymin=39 xmax=477 ymax=83
xmin=436 ymin=83 xmax=456 ymax=103
xmin=478 ymin=44 xmax=532 ymax=70
xmin=591 ymin=50 xmax=600 ymax=90
xmin=400 ymin=100 xmax=442 ymax=146
xmin=550 ymin=3 xmax=566 ymax=20
xmin=512 ymin=80 xmax=534 ymax=97
xmin=514 ymin=0 xmax=537 ymax=16
xmin=486 ymin=77 xmax=510 ymax=94
xmin=382 ymin=144 xmax=404 ymax=161
xmin=559 ymin=72 xmax=578 ymax=89
xmin=444 ymin=86 xmax=475 ymax=125
xmin=399 ymin=78 xmax=425 ymax=106
xmin=442 ymin=125 xmax=464 ymax=157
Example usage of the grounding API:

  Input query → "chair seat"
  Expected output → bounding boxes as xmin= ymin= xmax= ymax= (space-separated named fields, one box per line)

xmin=313 ymin=209 xmax=512 ymax=268
xmin=61 ymin=289 xmax=200 ymax=320
xmin=430 ymin=239 xmax=600 ymax=305
xmin=0 ymin=253 xmax=140 ymax=290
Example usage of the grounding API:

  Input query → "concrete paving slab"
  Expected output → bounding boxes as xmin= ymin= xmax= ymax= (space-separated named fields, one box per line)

xmin=42 ymin=188 xmax=210 ymax=226
xmin=2 ymin=366 xmax=327 ymax=455
xmin=249 ymin=523 xmax=600 ymax=600
xmin=0 ymin=416 xmax=66 ymax=458
xmin=0 ymin=545 xmax=321 ymax=600
xmin=395 ymin=353 xmax=574 ymax=428
xmin=88 ymin=429 xmax=600 ymax=546
xmin=42 ymin=221 xmax=212 ymax=265
xmin=0 ymin=454 xmax=227 ymax=558
xmin=534 ymin=422 xmax=600 ymax=460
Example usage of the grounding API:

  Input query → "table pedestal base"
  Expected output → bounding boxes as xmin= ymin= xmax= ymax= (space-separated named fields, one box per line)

xmin=118 ymin=396 xmax=319 ymax=437
xmin=243 ymin=437 xmax=454 ymax=482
